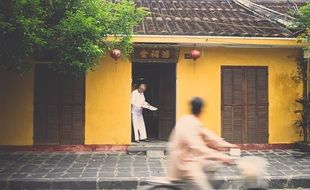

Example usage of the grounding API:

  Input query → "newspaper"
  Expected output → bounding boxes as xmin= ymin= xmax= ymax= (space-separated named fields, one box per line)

xmin=142 ymin=104 xmax=158 ymax=111
xmin=147 ymin=105 xmax=158 ymax=111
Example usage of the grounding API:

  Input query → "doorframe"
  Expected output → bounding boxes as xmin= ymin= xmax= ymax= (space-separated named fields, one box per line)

xmin=220 ymin=66 xmax=269 ymax=143
xmin=131 ymin=62 xmax=177 ymax=142
xmin=33 ymin=64 xmax=86 ymax=145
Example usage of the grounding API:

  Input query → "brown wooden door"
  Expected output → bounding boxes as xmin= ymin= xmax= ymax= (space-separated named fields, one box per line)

xmin=34 ymin=64 xmax=85 ymax=145
xmin=221 ymin=67 xmax=268 ymax=144
xmin=158 ymin=64 xmax=176 ymax=140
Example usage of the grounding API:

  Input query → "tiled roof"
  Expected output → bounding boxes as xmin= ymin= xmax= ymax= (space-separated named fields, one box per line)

xmin=133 ymin=0 xmax=308 ymax=37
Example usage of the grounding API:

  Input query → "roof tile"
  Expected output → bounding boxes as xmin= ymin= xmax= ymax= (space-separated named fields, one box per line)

xmin=134 ymin=0 xmax=308 ymax=37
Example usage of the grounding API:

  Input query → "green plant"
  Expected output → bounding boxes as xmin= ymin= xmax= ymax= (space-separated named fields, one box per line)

xmin=293 ymin=59 xmax=310 ymax=143
xmin=291 ymin=2 xmax=310 ymax=143
xmin=294 ymin=98 xmax=310 ymax=143
xmin=0 ymin=0 xmax=147 ymax=75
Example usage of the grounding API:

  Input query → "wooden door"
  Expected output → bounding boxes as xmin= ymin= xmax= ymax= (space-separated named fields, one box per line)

xmin=34 ymin=64 xmax=85 ymax=145
xmin=221 ymin=67 xmax=268 ymax=144
xmin=158 ymin=64 xmax=176 ymax=140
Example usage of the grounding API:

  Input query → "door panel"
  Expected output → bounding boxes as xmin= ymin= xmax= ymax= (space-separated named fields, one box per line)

xmin=233 ymin=106 xmax=244 ymax=143
xmin=222 ymin=106 xmax=233 ymax=142
xmin=158 ymin=111 xmax=175 ymax=140
xmin=34 ymin=65 xmax=50 ymax=144
xmin=222 ymin=69 xmax=233 ymax=105
xmin=222 ymin=67 xmax=268 ymax=144
xmin=233 ymin=69 xmax=243 ymax=105
xmin=46 ymin=105 xmax=59 ymax=144
xmin=246 ymin=69 xmax=257 ymax=143
xmin=222 ymin=68 xmax=244 ymax=143
xmin=71 ymin=106 xmax=85 ymax=144
xmin=61 ymin=106 xmax=72 ymax=144
xmin=158 ymin=64 xmax=176 ymax=140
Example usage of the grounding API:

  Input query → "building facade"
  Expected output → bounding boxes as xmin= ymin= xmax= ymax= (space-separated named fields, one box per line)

xmin=0 ymin=0 xmax=308 ymax=146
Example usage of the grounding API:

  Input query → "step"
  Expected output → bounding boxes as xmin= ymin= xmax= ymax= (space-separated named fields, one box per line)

xmin=127 ymin=141 xmax=168 ymax=155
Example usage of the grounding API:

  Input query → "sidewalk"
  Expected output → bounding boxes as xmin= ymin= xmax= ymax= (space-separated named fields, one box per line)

xmin=0 ymin=149 xmax=309 ymax=189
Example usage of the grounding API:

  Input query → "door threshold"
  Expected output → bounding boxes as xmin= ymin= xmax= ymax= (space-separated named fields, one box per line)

xmin=131 ymin=139 xmax=167 ymax=145
xmin=128 ymin=140 xmax=168 ymax=154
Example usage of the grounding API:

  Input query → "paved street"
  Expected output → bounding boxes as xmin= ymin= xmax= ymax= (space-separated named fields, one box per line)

xmin=0 ymin=149 xmax=309 ymax=189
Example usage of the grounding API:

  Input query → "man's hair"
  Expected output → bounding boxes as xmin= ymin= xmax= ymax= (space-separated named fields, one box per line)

xmin=190 ymin=97 xmax=204 ymax=115
xmin=138 ymin=83 xmax=146 ymax=89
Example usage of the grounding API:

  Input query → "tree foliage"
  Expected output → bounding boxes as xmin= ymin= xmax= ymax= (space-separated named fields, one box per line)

xmin=0 ymin=0 xmax=147 ymax=74
xmin=0 ymin=0 xmax=49 ymax=73
xmin=297 ymin=2 xmax=310 ymax=48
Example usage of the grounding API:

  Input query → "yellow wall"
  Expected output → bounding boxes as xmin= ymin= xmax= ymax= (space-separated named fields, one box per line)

xmin=177 ymin=47 xmax=302 ymax=143
xmin=0 ymin=47 xmax=302 ymax=145
xmin=85 ymin=56 xmax=132 ymax=144
xmin=0 ymin=71 xmax=34 ymax=145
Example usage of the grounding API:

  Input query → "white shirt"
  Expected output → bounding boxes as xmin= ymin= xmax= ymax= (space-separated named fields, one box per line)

xmin=131 ymin=89 xmax=148 ymax=109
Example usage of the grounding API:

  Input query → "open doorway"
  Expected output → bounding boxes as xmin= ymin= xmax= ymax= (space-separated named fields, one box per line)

xmin=132 ymin=63 xmax=176 ymax=141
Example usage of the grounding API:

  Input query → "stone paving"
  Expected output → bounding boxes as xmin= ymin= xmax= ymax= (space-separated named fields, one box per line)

xmin=0 ymin=149 xmax=309 ymax=189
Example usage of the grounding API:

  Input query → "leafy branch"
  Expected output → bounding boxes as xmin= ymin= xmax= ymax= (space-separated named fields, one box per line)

xmin=0 ymin=0 xmax=147 ymax=75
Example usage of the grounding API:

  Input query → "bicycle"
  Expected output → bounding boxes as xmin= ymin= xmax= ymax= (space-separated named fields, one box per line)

xmin=146 ymin=156 xmax=269 ymax=190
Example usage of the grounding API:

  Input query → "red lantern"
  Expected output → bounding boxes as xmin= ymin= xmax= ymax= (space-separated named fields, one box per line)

xmin=110 ymin=49 xmax=121 ymax=61
xmin=190 ymin=49 xmax=201 ymax=61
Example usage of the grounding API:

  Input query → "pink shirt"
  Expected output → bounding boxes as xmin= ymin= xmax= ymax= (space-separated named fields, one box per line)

xmin=167 ymin=115 xmax=235 ymax=179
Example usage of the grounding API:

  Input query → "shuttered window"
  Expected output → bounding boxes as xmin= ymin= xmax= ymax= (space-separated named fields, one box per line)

xmin=221 ymin=67 xmax=268 ymax=144
xmin=34 ymin=64 xmax=85 ymax=145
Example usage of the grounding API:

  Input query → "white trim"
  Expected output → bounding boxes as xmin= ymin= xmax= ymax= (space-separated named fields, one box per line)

xmin=177 ymin=44 xmax=303 ymax=48
xmin=131 ymin=35 xmax=297 ymax=41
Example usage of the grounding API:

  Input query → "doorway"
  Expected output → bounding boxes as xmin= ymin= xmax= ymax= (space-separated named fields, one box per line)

xmin=132 ymin=63 xmax=176 ymax=141
xmin=221 ymin=66 xmax=269 ymax=144
xmin=34 ymin=64 xmax=85 ymax=145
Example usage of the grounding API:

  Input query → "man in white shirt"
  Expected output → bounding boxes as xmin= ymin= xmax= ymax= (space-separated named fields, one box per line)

xmin=131 ymin=83 xmax=156 ymax=142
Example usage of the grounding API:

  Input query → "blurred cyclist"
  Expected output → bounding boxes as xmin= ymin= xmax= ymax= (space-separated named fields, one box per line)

xmin=167 ymin=97 xmax=237 ymax=190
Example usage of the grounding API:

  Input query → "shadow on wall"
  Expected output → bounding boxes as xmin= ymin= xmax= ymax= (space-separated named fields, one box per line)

xmin=274 ymin=72 xmax=301 ymax=134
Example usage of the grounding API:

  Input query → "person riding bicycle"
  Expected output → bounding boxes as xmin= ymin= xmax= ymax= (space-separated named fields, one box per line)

xmin=167 ymin=97 xmax=237 ymax=190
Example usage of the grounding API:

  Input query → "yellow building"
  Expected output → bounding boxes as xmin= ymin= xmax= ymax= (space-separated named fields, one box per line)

xmin=0 ymin=0 xmax=308 ymax=146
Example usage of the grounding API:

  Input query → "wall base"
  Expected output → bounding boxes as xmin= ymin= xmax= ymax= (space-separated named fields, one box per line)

xmin=0 ymin=145 xmax=128 ymax=152
xmin=0 ymin=143 xmax=295 ymax=152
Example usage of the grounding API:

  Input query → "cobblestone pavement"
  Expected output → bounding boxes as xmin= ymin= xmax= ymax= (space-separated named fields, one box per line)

xmin=0 ymin=149 xmax=309 ymax=189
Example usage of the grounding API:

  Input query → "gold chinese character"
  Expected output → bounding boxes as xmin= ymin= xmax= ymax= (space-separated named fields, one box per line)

xmin=161 ymin=50 xmax=170 ymax=59
xmin=150 ymin=50 xmax=160 ymax=58
xmin=140 ymin=50 xmax=149 ymax=58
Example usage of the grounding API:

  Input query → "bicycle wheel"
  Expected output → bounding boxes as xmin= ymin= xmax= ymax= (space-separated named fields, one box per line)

xmin=147 ymin=184 xmax=182 ymax=190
